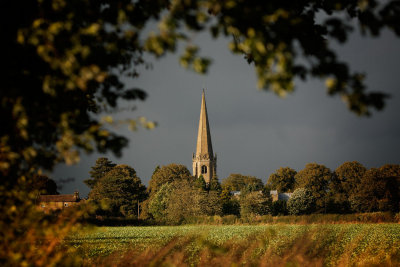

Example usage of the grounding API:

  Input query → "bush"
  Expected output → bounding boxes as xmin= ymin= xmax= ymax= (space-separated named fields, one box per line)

xmin=287 ymin=188 xmax=316 ymax=215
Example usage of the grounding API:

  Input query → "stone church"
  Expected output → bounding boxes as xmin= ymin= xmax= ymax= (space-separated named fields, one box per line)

xmin=192 ymin=90 xmax=217 ymax=184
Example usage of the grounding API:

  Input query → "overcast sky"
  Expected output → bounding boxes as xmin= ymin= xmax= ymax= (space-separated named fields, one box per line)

xmin=53 ymin=24 xmax=400 ymax=197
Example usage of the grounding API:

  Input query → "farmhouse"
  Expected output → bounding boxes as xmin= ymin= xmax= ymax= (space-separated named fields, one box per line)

xmin=38 ymin=191 xmax=82 ymax=213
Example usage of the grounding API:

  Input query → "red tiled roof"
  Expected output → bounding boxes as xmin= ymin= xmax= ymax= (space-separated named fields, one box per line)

xmin=38 ymin=194 xmax=78 ymax=202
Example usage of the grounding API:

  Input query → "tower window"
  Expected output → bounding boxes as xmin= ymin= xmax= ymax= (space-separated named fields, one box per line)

xmin=201 ymin=165 xmax=207 ymax=174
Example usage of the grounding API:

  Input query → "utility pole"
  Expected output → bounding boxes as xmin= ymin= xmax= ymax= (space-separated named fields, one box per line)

xmin=137 ymin=200 xmax=140 ymax=220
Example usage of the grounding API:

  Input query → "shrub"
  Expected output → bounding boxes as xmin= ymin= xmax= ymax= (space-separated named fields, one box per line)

xmin=287 ymin=188 xmax=316 ymax=215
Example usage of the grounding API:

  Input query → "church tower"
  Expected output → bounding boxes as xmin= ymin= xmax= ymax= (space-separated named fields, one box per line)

xmin=192 ymin=90 xmax=217 ymax=184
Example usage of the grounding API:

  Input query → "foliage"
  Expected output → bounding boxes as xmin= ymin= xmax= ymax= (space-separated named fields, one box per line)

xmin=330 ymin=161 xmax=367 ymax=213
xmin=221 ymin=173 xmax=264 ymax=192
xmin=239 ymin=191 xmax=272 ymax=218
xmin=295 ymin=163 xmax=332 ymax=213
xmin=3 ymin=1 xmax=399 ymax=190
xmin=194 ymin=174 xmax=207 ymax=190
xmin=88 ymin=164 xmax=147 ymax=217
xmin=148 ymin=163 xmax=192 ymax=195
xmin=1 ymin=1 xmax=157 ymax=264
xmin=271 ymin=200 xmax=289 ymax=216
xmin=209 ymin=175 xmax=222 ymax=192
xmin=84 ymin=157 xmax=116 ymax=189
xmin=350 ymin=165 xmax=400 ymax=213
xmin=0 ymin=182 xmax=89 ymax=266
xmin=148 ymin=178 xmax=223 ymax=224
xmin=220 ymin=188 xmax=240 ymax=216
xmin=69 ymin=224 xmax=400 ymax=266
xmin=164 ymin=179 xmax=222 ymax=224
xmin=31 ymin=174 xmax=59 ymax=195
xmin=147 ymin=183 xmax=173 ymax=223
xmin=287 ymin=188 xmax=316 ymax=215
xmin=266 ymin=167 xmax=297 ymax=192
xmin=198 ymin=191 xmax=223 ymax=217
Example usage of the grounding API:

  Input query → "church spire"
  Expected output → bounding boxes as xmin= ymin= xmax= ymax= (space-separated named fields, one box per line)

xmin=193 ymin=89 xmax=216 ymax=184
xmin=196 ymin=89 xmax=213 ymax=157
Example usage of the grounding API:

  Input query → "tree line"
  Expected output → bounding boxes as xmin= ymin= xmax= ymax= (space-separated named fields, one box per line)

xmin=84 ymin=158 xmax=400 ymax=224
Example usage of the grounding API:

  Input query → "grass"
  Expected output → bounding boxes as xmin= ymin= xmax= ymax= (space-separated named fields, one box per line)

xmin=65 ymin=223 xmax=400 ymax=266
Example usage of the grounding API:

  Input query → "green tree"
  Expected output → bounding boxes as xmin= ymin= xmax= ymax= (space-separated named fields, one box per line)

xmin=330 ymin=161 xmax=367 ymax=213
xmin=220 ymin=188 xmax=240 ymax=216
xmin=198 ymin=191 xmax=223 ymax=217
xmin=161 ymin=179 xmax=202 ymax=224
xmin=148 ymin=163 xmax=192 ymax=195
xmin=239 ymin=191 xmax=272 ymax=218
xmin=148 ymin=183 xmax=173 ymax=223
xmin=287 ymin=188 xmax=316 ymax=215
xmin=266 ymin=167 xmax=297 ymax=193
xmin=149 ymin=179 xmax=223 ymax=224
xmin=164 ymin=179 xmax=200 ymax=224
xmin=89 ymin=164 xmax=147 ymax=217
xmin=209 ymin=175 xmax=222 ymax=192
xmin=295 ymin=163 xmax=333 ymax=213
xmin=222 ymin=174 xmax=264 ymax=192
xmin=195 ymin=175 xmax=207 ymax=190
xmin=84 ymin=157 xmax=116 ymax=189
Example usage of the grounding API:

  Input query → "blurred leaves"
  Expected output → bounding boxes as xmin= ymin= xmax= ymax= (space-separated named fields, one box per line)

xmin=2 ymin=0 xmax=400 ymax=183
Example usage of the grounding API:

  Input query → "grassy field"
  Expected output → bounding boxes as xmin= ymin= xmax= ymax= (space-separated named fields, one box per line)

xmin=67 ymin=224 xmax=400 ymax=266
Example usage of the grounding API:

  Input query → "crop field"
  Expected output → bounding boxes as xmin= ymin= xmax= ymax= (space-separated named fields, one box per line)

xmin=67 ymin=224 xmax=400 ymax=266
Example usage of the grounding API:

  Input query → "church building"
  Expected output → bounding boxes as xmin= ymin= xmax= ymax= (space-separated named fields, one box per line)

xmin=192 ymin=90 xmax=217 ymax=184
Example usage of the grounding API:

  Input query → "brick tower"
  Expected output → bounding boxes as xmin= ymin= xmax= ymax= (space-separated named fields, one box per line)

xmin=192 ymin=90 xmax=217 ymax=184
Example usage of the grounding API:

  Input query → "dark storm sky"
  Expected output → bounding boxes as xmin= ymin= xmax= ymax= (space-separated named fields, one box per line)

xmin=53 ymin=27 xmax=400 ymax=197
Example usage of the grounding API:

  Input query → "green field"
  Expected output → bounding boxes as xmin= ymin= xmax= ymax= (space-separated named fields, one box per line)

xmin=67 ymin=224 xmax=400 ymax=266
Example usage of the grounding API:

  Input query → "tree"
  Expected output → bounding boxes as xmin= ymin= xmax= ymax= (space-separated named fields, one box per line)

xmin=148 ymin=183 xmax=174 ymax=223
xmin=287 ymin=188 xmax=316 ymax=215
xmin=330 ymin=161 xmax=367 ymax=213
xmin=295 ymin=163 xmax=333 ymax=213
xmin=198 ymin=191 xmax=223 ymax=217
xmin=162 ymin=179 xmax=222 ymax=224
xmin=239 ymin=191 xmax=272 ymax=218
xmin=31 ymin=174 xmax=59 ymax=195
xmin=220 ymin=188 xmax=240 ymax=216
xmin=209 ymin=175 xmax=222 ymax=192
xmin=350 ymin=164 xmax=400 ymax=212
xmin=194 ymin=175 xmax=207 ymax=190
xmin=152 ymin=165 xmax=161 ymax=176
xmin=84 ymin=157 xmax=116 ymax=189
xmin=148 ymin=163 xmax=192 ymax=195
xmin=266 ymin=167 xmax=297 ymax=193
xmin=89 ymin=164 xmax=147 ymax=217
xmin=222 ymin=174 xmax=264 ymax=192
xmin=378 ymin=164 xmax=400 ymax=212
xmin=271 ymin=200 xmax=288 ymax=216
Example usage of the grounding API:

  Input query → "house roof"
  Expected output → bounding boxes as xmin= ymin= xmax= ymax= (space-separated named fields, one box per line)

xmin=39 ymin=194 xmax=79 ymax=202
